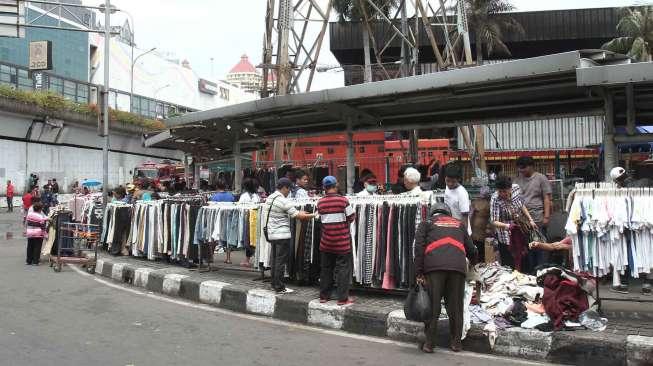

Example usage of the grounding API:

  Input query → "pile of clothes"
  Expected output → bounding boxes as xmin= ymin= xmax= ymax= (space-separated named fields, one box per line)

xmin=467 ymin=263 xmax=605 ymax=336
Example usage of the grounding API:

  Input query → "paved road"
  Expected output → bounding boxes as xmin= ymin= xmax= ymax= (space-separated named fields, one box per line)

xmin=0 ymin=212 xmax=555 ymax=366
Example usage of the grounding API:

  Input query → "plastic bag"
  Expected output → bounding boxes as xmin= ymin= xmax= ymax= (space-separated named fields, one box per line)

xmin=404 ymin=284 xmax=432 ymax=322
xmin=579 ymin=309 xmax=608 ymax=332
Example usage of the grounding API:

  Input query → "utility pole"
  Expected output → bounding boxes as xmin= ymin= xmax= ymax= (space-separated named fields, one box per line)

xmin=102 ymin=0 xmax=111 ymax=206
xmin=401 ymin=0 xmax=419 ymax=164
xmin=276 ymin=0 xmax=292 ymax=96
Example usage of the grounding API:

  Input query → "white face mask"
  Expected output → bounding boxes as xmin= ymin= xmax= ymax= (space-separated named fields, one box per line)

xmin=366 ymin=184 xmax=377 ymax=193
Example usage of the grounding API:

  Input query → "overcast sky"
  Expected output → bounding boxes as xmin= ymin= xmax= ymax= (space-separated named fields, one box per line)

xmin=83 ymin=0 xmax=648 ymax=91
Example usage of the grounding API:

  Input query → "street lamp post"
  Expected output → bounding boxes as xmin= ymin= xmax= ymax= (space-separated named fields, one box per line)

xmin=130 ymin=47 xmax=156 ymax=112
xmin=102 ymin=0 xmax=111 ymax=206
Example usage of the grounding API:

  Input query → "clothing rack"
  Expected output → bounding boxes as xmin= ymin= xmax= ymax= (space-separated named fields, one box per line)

xmin=568 ymin=184 xmax=653 ymax=311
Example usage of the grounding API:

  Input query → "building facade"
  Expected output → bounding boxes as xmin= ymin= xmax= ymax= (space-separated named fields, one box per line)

xmin=226 ymin=55 xmax=262 ymax=95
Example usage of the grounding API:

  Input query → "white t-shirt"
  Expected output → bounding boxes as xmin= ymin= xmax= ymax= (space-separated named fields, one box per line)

xmin=445 ymin=184 xmax=471 ymax=233
xmin=238 ymin=192 xmax=260 ymax=204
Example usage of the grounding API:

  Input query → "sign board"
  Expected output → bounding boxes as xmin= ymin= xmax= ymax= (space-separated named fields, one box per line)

xmin=29 ymin=40 xmax=53 ymax=70
xmin=198 ymin=78 xmax=218 ymax=95
xmin=0 ymin=0 xmax=25 ymax=38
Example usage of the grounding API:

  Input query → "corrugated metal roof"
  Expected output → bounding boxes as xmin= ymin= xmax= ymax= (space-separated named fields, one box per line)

xmin=458 ymin=116 xmax=604 ymax=151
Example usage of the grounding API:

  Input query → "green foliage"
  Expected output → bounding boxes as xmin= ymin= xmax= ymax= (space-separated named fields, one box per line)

xmin=0 ymin=84 xmax=164 ymax=130
xmin=332 ymin=0 xmax=399 ymax=22
xmin=602 ymin=6 xmax=653 ymax=62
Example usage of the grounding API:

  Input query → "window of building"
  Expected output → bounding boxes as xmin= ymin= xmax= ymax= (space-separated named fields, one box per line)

xmin=327 ymin=148 xmax=335 ymax=154
xmin=359 ymin=146 xmax=365 ymax=153
xmin=305 ymin=149 xmax=312 ymax=155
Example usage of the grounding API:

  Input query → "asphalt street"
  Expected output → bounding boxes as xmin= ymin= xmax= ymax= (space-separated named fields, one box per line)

xmin=0 ymin=211 xmax=557 ymax=366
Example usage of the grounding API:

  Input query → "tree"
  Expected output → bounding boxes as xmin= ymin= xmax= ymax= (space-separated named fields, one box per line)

xmin=461 ymin=0 xmax=523 ymax=65
xmin=332 ymin=0 xmax=399 ymax=82
xmin=602 ymin=6 xmax=652 ymax=62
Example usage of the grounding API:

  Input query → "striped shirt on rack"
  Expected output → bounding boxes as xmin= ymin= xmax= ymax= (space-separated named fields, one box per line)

xmin=317 ymin=193 xmax=355 ymax=254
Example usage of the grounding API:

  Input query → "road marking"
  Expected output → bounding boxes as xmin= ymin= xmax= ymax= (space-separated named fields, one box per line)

xmin=69 ymin=265 xmax=552 ymax=365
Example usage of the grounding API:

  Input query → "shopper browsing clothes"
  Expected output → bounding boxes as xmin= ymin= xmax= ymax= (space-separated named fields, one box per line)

xmin=443 ymin=164 xmax=471 ymax=230
xmin=356 ymin=174 xmax=379 ymax=196
xmin=25 ymin=202 xmax=48 ymax=265
xmin=490 ymin=175 xmax=537 ymax=272
xmin=292 ymin=169 xmax=310 ymax=199
xmin=317 ymin=176 xmax=356 ymax=305
xmin=514 ymin=156 xmax=552 ymax=269
xmin=265 ymin=178 xmax=315 ymax=294
xmin=414 ymin=202 xmax=477 ymax=353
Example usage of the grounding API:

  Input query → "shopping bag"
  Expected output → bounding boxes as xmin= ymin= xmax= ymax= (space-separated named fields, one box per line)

xmin=404 ymin=283 xmax=432 ymax=322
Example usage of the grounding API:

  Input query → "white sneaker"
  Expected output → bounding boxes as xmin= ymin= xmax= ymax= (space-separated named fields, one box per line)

xmin=276 ymin=288 xmax=294 ymax=294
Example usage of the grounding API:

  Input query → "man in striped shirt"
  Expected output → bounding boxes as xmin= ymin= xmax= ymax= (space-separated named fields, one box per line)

xmin=317 ymin=176 xmax=356 ymax=305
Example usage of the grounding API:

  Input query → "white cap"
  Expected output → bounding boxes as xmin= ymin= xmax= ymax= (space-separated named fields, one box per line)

xmin=610 ymin=167 xmax=626 ymax=181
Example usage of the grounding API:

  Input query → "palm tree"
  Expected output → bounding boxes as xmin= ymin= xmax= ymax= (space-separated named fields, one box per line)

xmin=461 ymin=0 xmax=524 ymax=65
xmin=332 ymin=0 xmax=399 ymax=82
xmin=602 ymin=6 xmax=652 ymax=62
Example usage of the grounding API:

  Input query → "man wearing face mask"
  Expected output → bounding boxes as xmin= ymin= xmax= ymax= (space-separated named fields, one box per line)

xmin=356 ymin=175 xmax=379 ymax=196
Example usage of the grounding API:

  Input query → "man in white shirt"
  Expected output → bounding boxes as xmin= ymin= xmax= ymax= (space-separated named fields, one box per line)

xmin=402 ymin=167 xmax=432 ymax=203
xmin=444 ymin=164 xmax=471 ymax=233
xmin=356 ymin=174 xmax=379 ymax=197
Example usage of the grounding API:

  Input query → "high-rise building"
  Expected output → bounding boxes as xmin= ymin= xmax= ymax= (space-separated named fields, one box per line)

xmin=226 ymin=55 xmax=262 ymax=95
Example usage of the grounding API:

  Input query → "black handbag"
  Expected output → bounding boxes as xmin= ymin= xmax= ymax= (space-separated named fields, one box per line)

xmin=263 ymin=196 xmax=279 ymax=242
xmin=404 ymin=283 xmax=432 ymax=322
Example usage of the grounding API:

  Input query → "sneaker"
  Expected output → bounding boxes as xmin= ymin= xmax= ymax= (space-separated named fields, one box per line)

xmin=450 ymin=341 xmax=463 ymax=353
xmin=319 ymin=296 xmax=329 ymax=303
xmin=337 ymin=298 xmax=355 ymax=306
xmin=610 ymin=285 xmax=629 ymax=294
xmin=276 ymin=288 xmax=294 ymax=294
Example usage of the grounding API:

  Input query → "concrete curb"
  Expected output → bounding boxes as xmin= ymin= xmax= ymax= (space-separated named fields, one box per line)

xmin=93 ymin=258 xmax=653 ymax=365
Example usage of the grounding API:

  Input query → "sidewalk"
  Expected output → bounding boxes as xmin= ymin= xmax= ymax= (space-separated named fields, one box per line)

xmin=91 ymin=251 xmax=653 ymax=366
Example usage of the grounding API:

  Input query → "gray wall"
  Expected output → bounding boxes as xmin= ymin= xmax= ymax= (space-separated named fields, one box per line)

xmin=0 ymin=110 xmax=182 ymax=195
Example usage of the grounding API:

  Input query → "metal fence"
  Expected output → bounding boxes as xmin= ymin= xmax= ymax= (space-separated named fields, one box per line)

xmin=0 ymin=60 xmax=195 ymax=120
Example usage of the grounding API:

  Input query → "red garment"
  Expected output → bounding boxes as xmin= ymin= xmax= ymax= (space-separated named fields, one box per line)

xmin=316 ymin=193 xmax=355 ymax=254
xmin=6 ymin=183 xmax=14 ymax=198
xmin=22 ymin=193 xmax=33 ymax=210
xmin=542 ymin=273 xmax=589 ymax=330
xmin=508 ymin=225 xmax=528 ymax=272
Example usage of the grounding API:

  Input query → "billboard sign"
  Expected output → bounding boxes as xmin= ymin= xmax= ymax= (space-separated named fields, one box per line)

xmin=198 ymin=78 xmax=218 ymax=95
xmin=29 ymin=40 xmax=53 ymax=70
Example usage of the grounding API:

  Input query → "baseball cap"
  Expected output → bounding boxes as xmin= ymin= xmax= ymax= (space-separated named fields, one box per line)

xmin=322 ymin=176 xmax=337 ymax=188
xmin=276 ymin=177 xmax=293 ymax=189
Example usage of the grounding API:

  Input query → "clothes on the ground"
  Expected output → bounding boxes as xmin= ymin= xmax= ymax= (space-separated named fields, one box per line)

xmin=514 ymin=173 xmax=551 ymax=224
xmin=316 ymin=193 xmax=355 ymax=254
xmin=210 ymin=191 xmax=235 ymax=203
xmin=423 ymin=270 xmax=465 ymax=347
xmin=490 ymin=184 xmax=525 ymax=247
xmin=414 ymin=214 xmax=476 ymax=276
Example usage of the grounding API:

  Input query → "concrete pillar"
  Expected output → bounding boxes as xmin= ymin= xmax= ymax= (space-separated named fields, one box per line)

xmin=346 ymin=119 xmax=355 ymax=195
xmin=603 ymin=91 xmax=618 ymax=181
xmin=233 ymin=141 xmax=242 ymax=193
xmin=626 ymin=83 xmax=636 ymax=135
xmin=193 ymin=163 xmax=200 ymax=189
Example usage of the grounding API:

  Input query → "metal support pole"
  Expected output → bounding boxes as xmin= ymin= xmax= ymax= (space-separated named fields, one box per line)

xmin=603 ymin=90 xmax=618 ymax=181
xmin=626 ymin=83 xmax=636 ymax=136
xmin=184 ymin=155 xmax=191 ymax=188
xmin=346 ymin=119 xmax=355 ymax=195
xmin=102 ymin=0 xmax=111 ymax=207
xmin=400 ymin=0 xmax=409 ymax=77
xmin=193 ymin=163 xmax=200 ymax=189
xmin=233 ymin=142 xmax=242 ymax=193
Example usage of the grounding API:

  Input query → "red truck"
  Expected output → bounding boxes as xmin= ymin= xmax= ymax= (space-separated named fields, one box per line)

xmin=132 ymin=161 xmax=187 ymax=187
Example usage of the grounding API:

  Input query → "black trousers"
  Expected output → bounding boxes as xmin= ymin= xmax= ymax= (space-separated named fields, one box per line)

xmin=6 ymin=197 xmax=13 ymax=212
xmin=423 ymin=270 xmax=465 ymax=347
xmin=319 ymin=252 xmax=352 ymax=301
xmin=26 ymin=237 xmax=43 ymax=264
xmin=270 ymin=239 xmax=290 ymax=291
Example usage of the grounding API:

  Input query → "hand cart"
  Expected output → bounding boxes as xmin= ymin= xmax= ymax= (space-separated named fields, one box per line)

xmin=50 ymin=222 xmax=100 ymax=273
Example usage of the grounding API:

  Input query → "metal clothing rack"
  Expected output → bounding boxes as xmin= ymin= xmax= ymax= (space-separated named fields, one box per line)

xmin=572 ymin=183 xmax=653 ymax=312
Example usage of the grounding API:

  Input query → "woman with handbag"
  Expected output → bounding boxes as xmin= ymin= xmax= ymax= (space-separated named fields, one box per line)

xmin=414 ymin=202 xmax=477 ymax=353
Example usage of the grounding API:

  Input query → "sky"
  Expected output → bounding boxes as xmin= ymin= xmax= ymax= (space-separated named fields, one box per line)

xmin=83 ymin=0 xmax=648 ymax=91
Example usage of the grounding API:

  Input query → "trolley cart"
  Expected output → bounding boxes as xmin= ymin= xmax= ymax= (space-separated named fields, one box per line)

xmin=50 ymin=222 xmax=100 ymax=273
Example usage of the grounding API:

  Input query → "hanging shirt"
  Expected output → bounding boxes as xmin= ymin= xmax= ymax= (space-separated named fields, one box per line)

xmin=210 ymin=191 xmax=235 ymax=202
